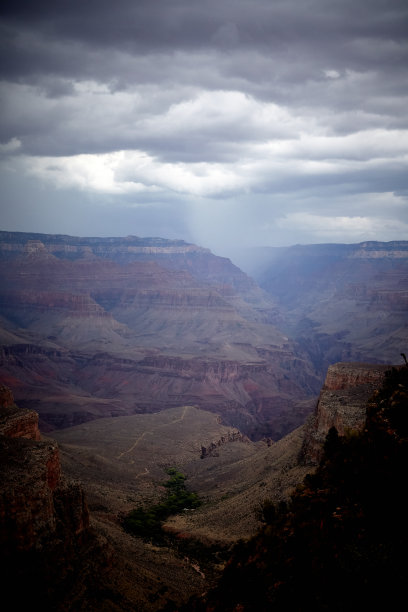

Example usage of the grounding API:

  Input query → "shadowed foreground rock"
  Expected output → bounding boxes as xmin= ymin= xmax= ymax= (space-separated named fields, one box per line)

xmin=187 ymin=362 xmax=408 ymax=611
xmin=0 ymin=386 xmax=112 ymax=610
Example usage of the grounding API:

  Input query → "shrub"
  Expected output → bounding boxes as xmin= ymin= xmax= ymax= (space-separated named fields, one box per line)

xmin=123 ymin=467 xmax=201 ymax=542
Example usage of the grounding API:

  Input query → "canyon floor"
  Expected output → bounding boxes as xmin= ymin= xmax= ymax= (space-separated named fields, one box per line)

xmin=54 ymin=405 xmax=310 ymax=610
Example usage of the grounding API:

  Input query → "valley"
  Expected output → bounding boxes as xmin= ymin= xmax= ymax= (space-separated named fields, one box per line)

xmin=2 ymin=358 xmax=391 ymax=609
xmin=53 ymin=405 xmax=309 ymax=543
xmin=1 ymin=231 xmax=407 ymax=610
xmin=52 ymin=404 xmax=308 ymax=609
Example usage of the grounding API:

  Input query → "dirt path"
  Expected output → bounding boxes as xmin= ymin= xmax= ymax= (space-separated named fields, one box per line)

xmin=116 ymin=406 xmax=191 ymax=460
xmin=171 ymin=405 xmax=190 ymax=424
xmin=116 ymin=430 xmax=152 ymax=460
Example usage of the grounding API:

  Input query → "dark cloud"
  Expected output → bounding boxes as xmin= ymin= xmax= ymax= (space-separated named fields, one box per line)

xmin=2 ymin=1 xmax=407 ymax=80
xmin=0 ymin=0 xmax=407 ymax=251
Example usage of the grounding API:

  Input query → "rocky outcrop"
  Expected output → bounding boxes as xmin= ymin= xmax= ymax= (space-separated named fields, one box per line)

xmin=0 ymin=385 xmax=14 ymax=408
xmin=0 ymin=385 xmax=41 ymax=440
xmin=0 ymin=387 xmax=110 ymax=608
xmin=300 ymin=362 xmax=391 ymax=464
xmin=200 ymin=430 xmax=249 ymax=458
xmin=322 ymin=362 xmax=391 ymax=391
xmin=0 ymin=387 xmax=85 ymax=546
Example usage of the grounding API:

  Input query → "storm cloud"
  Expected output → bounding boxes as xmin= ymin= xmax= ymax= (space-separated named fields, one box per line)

xmin=1 ymin=0 xmax=407 ymax=253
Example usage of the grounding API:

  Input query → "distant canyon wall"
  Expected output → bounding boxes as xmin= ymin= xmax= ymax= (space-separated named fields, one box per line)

xmin=0 ymin=231 xmax=320 ymax=441
xmin=240 ymin=240 xmax=408 ymax=370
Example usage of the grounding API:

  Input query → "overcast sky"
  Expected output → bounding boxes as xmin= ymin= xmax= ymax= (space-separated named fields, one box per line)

xmin=1 ymin=0 xmax=407 ymax=256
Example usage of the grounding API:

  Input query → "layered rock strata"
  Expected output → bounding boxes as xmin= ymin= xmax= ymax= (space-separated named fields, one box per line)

xmin=301 ymin=362 xmax=391 ymax=464
xmin=0 ymin=231 xmax=320 ymax=440
xmin=245 ymin=240 xmax=408 ymax=369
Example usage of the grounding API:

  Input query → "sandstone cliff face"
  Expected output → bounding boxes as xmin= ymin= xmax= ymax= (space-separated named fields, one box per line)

xmin=0 ymin=387 xmax=109 ymax=608
xmin=322 ymin=362 xmax=390 ymax=391
xmin=300 ymin=362 xmax=391 ymax=464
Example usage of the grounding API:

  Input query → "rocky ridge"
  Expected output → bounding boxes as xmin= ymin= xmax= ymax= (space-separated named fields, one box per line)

xmin=0 ymin=386 xmax=110 ymax=609
xmin=200 ymin=430 xmax=249 ymax=458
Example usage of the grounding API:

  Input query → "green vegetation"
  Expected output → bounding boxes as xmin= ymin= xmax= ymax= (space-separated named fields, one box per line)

xmin=196 ymin=364 xmax=408 ymax=611
xmin=123 ymin=468 xmax=201 ymax=542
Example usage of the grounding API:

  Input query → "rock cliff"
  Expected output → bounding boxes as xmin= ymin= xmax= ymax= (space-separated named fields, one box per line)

xmin=0 ymin=387 xmax=110 ymax=609
xmin=300 ymin=362 xmax=391 ymax=464
xmin=0 ymin=391 xmax=41 ymax=441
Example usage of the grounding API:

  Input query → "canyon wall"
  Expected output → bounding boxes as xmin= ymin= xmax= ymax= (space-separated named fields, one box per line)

xmin=0 ymin=231 xmax=320 ymax=440
xmin=239 ymin=240 xmax=408 ymax=372
xmin=300 ymin=362 xmax=392 ymax=464
xmin=2 ymin=233 xmax=404 ymax=442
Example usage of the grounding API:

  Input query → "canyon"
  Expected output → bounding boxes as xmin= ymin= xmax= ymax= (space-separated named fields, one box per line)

xmin=1 ymin=230 xmax=407 ymax=608
xmin=0 ymin=231 xmax=319 ymax=440
xmin=3 ymin=233 xmax=405 ymax=443
xmin=1 ymin=361 xmax=399 ymax=609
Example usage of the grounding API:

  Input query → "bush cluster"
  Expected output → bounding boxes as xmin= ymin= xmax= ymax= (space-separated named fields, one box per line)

xmin=123 ymin=468 xmax=201 ymax=542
